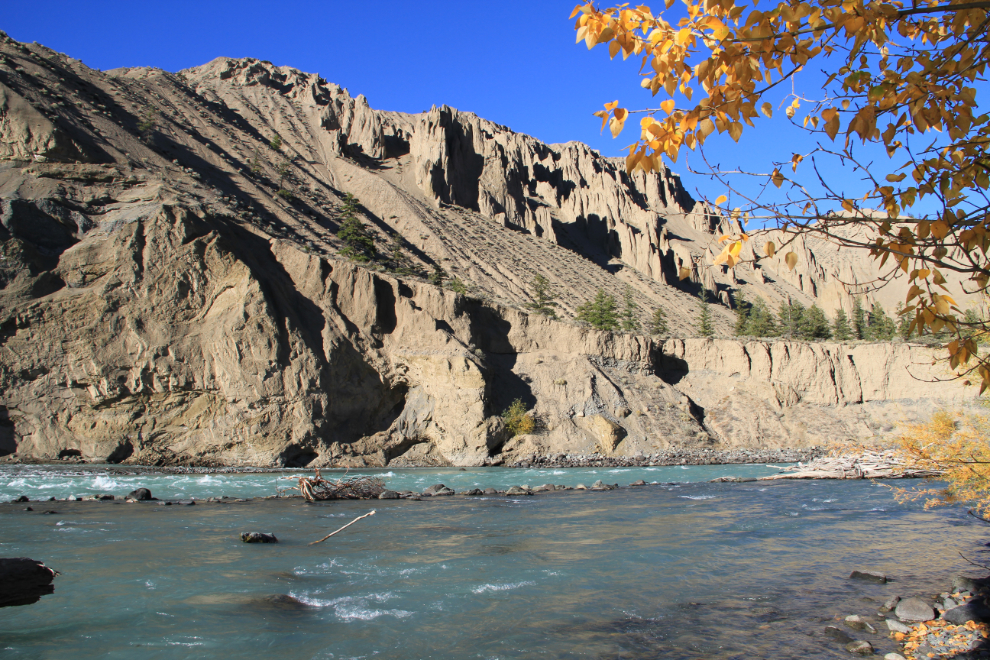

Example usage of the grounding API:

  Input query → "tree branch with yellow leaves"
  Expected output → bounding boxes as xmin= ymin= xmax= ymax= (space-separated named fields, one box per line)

xmin=573 ymin=0 xmax=990 ymax=391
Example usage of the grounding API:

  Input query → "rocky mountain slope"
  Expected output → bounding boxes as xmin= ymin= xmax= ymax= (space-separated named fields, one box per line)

xmin=0 ymin=34 xmax=971 ymax=466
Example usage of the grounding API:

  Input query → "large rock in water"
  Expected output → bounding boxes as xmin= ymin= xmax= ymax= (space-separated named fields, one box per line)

xmin=0 ymin=558 xmax=57 ymax=607
xmin=0 ymin=34 xmax=973 ymax=468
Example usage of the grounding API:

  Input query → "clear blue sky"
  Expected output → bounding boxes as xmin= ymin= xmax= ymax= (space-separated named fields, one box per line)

xmin=0 ymin=1 xmax=913 ymax=215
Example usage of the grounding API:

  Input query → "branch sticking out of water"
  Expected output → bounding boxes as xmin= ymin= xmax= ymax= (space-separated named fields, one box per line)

xmin=309 ymin=510 xmax=376 ymax=545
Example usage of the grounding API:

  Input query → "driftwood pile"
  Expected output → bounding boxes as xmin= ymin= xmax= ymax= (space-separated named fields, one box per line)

xmin=285 ymin=469 xmax=385 ymax=502
xmin=760 ymin=450 xmax=943 ymax=481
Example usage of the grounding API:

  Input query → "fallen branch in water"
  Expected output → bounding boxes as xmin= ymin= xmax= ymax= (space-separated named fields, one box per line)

xmin=309 ymin=510 xmax=376 ymax=545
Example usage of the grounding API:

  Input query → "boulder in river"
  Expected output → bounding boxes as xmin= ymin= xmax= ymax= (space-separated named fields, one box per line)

xmin=378 ymin=491 xmax=400 ymax=500
xmin=885 ymin=618 xmax=911 ymax=634
xmin=505 ymin=486 xmax=532 ymax=496
xmin=0 ymin=558 xmax=57 ymax=607
xmin=127 ymin=488 xmax=153 ymax=501
xmin=630 ymin=479 xmax=646 ymax=486
xmin=894 ymin=597 xmax=935 ymax=622
xmin=849 ymin=570 xmax=887 ymax=583
xmin=241 ymin=532 xmax=278 ymax=543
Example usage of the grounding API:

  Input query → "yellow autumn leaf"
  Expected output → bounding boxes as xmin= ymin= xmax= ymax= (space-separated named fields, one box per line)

xmin=661 ymin=99 xmax=675 ymax=114
xmin=771 ymin=169 xmax=784 ymax=188
xmin=760 ymin=102 xmax=773 ymax=118
xmin=715 ymin=194 xmax=727 ymax=205
xmin=678 ymin=266 xmax=692 ymax=280
xmin=785 ymin=251 xmax=798 ymax=270
xmin=765 ymin=241 xmax=775 ymax=257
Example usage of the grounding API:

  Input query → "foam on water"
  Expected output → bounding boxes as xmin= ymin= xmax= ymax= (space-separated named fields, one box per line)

xmin=471 ymin=581 xmax=536 ymax=594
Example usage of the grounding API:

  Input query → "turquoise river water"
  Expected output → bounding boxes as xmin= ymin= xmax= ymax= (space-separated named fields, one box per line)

xmin=1 ymin=465 xmax=989 ymax=659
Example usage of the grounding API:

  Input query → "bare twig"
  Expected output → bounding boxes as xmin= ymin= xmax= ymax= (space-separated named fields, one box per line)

xmin=309 ymin=510 xmax=376 ymax=545
xmin=959 ymin=551 xmax=990 ymax=571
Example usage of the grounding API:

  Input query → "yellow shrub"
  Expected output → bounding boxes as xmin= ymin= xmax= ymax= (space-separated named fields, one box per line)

xmin=894 ymin=409 xmax=990 ymax=517
xmin=502 ymin=399 xmax=535 ymax=437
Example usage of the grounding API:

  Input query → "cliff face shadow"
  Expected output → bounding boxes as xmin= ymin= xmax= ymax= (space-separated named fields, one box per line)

xmin=0 ymin=405 xmax=16 ymax=456
xmin=656 ymin=353 xmax=689 ymax=385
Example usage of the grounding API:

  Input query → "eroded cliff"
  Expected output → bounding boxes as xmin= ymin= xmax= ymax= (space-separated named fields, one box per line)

xmin=0 ymin=34 xmax=971 ymax=466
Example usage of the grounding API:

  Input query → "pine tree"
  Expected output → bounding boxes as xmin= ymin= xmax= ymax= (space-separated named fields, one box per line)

xmin=869 ymin=303 xmax=896 ymax=340
xmin=525 ymin=275 xmax=558 ymax=319
xmin=577 ymin=289 xmax=619 ymax=330
xmin=799 ymin=305 xmax=832 ymax=340
xmin=746 ymin=298 xmax=777 ymax=337
xmin=733 ymin=293 xmax=751 ymax=336
xmin=428 ymin=264 xmax=447 ymax=286
xmin=697 ymin=287 xmax=714 ymax=337
xmin=647 ymin=306 xmax=668 ymax=335
xmin=833 ymin=308 xmax=853 ymax=341
xmin=778 ymin=300 xmax=805 ymax=339
xmin=898 ymin=311 xmax=914 ymax=340
xmin=621 ymin=285 xmax=640 ymax=331
xmin=337 ymin=194 xmax=376 ymax=262
xmin=852 ymin=298 xmax=867 ymax=340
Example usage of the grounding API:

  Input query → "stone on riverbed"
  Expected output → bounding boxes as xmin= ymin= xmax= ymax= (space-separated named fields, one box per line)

xmin=885 ymin=618 xmax=911 ymax=634
xmin=894 ymin=597 xmax=935 ymax=622
xmin=881 ymin=596 xmax=901 ymax=612
xmin=483 ymin=488 xmax=498 ymax=495
xmin=241 ymin=532 xmax=278 ymax=543
xmin=463 ymin=489 xmax=483 ymax=496
xmin=378 ymin=491 xmax=400 ymax=500
xmin=942 ymin=599 xmax=990 ymax=625
xmin=844 ymin=615 xmax=876 ymax=633
xmin=505 ymin=486 xmax=532 ymax=496
xmin=630 ymin=479 xmax=646 ymax=486
xmin=953 ymin=575 xmax=990 ymax=595
xmin=845 ymin=640 xmax=874 ymax=655
xmin=824 ymin=626 xmax=853 ymax=643
xmin=849 ymin=570 xmax=887 ymax=583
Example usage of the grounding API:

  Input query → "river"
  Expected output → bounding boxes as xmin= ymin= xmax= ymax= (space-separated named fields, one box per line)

xmin=1 ymin=466 xmax=986 ymax=659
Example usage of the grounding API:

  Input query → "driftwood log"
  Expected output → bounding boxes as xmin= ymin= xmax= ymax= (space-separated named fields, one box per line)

xmin=0 ymin=558 xmax=58 ymax=607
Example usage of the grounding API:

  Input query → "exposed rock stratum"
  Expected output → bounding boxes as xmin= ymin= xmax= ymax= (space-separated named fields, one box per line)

xmin=0 ymin=35 xmax=970 ymax=466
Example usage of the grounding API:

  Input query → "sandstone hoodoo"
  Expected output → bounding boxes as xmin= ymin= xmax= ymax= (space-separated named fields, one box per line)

xmin=0 ymin=34 xmax=970 ymax=468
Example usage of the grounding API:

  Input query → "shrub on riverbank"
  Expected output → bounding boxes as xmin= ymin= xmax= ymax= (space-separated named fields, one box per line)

xmin=893 ymin=410 xmax=990 ymax=517
xmin=502 ymin=399 xmax=534 ymax=437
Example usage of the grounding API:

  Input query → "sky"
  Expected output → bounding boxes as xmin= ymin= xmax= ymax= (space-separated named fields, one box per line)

xmin=0 ymin=1 xmax=936 ymax=218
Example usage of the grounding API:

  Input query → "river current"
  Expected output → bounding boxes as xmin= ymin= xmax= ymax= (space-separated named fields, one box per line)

xmin=1 ymin=465 xmax=988 ymax=659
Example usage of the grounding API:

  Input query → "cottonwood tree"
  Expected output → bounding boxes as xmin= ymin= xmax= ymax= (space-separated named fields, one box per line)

xmin=572 ymin=0 xmax=990 ymax=390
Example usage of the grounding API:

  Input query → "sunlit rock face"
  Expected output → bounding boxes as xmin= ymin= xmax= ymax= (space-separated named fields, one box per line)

xmin=0 ymin=35 xmax=968 ymax=466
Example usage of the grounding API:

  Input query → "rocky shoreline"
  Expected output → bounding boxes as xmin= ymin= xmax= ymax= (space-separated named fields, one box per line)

xmin=827 ymin=570 xmax=990 ymax=658
xmin=493 ymin=447 xmax=826 ymax=468
xmin=0 ymin=447 xmax=827 ymax=472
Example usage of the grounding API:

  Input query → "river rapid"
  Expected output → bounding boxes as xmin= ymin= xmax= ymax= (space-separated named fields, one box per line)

xmin=1 ymin=466 xmax=988 ymax=659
